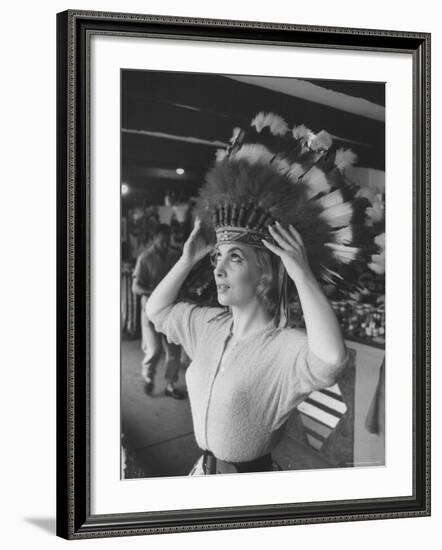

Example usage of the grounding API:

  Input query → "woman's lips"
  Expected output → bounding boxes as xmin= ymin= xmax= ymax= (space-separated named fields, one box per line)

xmin=216 ymin=284 xmax=230 ymax=293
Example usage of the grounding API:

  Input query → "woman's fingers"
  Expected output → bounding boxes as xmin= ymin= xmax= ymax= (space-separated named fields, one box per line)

xmin=188 ymin=217 xmax=202 ymax=240
xmin=288 ymin=224 xmax=304 ymax=246
xmin=262 ymin=239 xmax=284 ymax=256
xmin=274 ymin=221 xmax=299 ymax=248
xmin=268 ymin=224 xmax=298 ymax=251
xmin=268 ymin=225 xmax=291 ymax=251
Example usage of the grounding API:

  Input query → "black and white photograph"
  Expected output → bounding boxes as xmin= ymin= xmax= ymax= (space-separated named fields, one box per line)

xmin=1 ymin=0 xmax=438 ymax=544
xmin=53 ymin=6 xmax=431 ymax=541
xmin=120 ymin=70 xmax=386 ymax=479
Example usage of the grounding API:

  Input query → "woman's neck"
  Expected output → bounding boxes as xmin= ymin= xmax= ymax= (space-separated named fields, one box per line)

xmin=230 ymin=300 xmax=273 ymax=340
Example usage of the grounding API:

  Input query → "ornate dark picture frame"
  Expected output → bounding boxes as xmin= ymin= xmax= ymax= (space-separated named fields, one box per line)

xmin=56 ymin=9 xmax=431 ymax=540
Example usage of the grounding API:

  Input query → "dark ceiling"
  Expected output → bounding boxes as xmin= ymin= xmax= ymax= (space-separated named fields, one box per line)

xmin=121 ymin=70 xmax=385 ymax=205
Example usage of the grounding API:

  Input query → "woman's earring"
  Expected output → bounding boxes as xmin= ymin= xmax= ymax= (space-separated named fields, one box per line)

xmin=256 ymin=281 xmax=265 ymax=297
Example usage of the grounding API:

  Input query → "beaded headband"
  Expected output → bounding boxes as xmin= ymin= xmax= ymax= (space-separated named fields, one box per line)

xmin=213 ymin=199 xmax=276 ymax=248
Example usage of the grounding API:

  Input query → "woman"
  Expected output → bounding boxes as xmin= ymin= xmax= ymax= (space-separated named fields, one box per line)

xmin=146 ymin=111 xmax=358 ymax=475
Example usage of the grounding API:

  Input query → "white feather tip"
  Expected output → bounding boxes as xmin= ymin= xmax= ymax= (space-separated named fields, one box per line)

xmin=325 ymin=243 xmax=359 ymax=263
xmin=319 ymin=202 xmax=353 ymax=228
xmin=335 ymin=148 xmax=358 ymax=171
xmin=251 ymin=112 xmax=289 ymax=136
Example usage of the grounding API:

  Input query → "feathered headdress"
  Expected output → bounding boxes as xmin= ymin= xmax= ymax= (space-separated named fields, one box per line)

xmin=197 ymin=111 xmax=361 ymax=325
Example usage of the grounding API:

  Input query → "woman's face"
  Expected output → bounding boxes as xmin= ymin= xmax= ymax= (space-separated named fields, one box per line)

xmin=211 ymin=243 xmax=262 ymax=308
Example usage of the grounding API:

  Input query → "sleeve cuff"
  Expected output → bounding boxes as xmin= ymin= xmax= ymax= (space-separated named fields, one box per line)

xmin=306 ymin=346 xmax=350 ymax=386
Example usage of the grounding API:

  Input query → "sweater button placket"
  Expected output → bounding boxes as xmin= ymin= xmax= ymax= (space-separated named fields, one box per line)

xmin=204 ymin=334 xmax=230 ymax=450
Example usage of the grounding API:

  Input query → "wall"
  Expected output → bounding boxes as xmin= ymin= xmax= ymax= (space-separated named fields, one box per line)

xmin=1 ymin=1 xmax=439 ymax=549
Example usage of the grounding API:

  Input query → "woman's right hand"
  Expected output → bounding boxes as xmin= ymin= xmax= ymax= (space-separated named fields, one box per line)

xmin=146 ymin=220 xmax=209 ymax=320
xmin=181 ymin=218 xmax=212 ymax=266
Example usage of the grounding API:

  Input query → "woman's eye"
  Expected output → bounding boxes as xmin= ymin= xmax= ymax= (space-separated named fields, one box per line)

xmin=210 ymin=253 xmax=221 ymax=265
xmin=230 ymin=253 xmax=243 ymax=262
xmin=211 ymin=251 xmax=244 ymax=265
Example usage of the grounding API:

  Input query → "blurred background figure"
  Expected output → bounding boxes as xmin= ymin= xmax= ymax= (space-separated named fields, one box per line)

xmin=132 ymin=224 xmax=186 ymax=399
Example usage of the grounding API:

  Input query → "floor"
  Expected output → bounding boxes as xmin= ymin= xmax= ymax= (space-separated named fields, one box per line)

xmin=121 ymin=338 xmax=333 ymax=479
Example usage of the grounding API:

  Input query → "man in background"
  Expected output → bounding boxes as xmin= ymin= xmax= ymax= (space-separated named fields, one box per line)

xmin=132 ymin=224 xmax=185 ymax=399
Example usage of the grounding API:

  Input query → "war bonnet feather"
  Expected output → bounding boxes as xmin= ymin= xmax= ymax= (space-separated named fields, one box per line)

xmin=197 ymin=111 xmax=360 ymax=285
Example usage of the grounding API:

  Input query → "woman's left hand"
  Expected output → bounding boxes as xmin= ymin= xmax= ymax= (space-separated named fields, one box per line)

xmin=262 ymin=222 xmax=313 ymax=282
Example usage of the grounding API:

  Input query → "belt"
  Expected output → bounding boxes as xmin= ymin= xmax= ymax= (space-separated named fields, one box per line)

xmin=202 ymin=450 xmax=273 ymax=474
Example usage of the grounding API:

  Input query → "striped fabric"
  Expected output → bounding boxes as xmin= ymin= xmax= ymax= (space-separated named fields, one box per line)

xmin=297 ymin=384 xmax=347 ymax=451
xmin=121 ymin=264 xmax=139 ymax=336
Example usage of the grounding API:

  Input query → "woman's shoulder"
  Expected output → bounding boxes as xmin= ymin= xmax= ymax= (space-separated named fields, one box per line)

xmin=151 ymin=302 xmax=227 ymax=349
xmin=173 ymin=301 xmax=227 ymax=324
xmin=206 ymin=307 xmax=232 ymax=323
xmin=273 ymin=325 xmax=307 ymax=338
xmin=268 ymin=325 xmax=308 ymax=349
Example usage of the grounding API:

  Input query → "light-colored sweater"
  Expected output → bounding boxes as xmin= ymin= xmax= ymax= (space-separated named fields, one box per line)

xmin=151 ymin=302 xmax=349 ymax=463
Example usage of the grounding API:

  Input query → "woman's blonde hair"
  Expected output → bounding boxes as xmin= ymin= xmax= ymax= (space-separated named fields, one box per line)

xmin=252 ymin=248 xmax=280 ymax=317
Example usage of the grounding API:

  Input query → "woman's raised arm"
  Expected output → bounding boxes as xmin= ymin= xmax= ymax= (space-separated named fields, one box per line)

xmin=145 ymin=219 xmax=212 ymax=320
xmin=263 ymin=222 xmax=347 ymax=367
